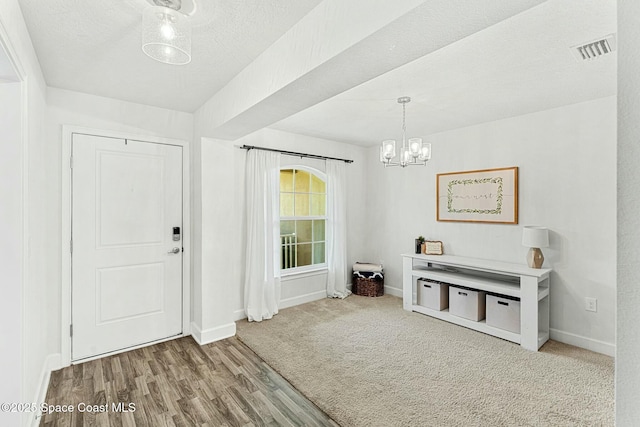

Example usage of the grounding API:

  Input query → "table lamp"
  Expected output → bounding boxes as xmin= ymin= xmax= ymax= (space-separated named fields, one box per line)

xmin=522 ymin=226 xmax=549 ymax=269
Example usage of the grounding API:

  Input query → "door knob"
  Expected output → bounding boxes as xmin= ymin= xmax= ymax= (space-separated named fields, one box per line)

xmin=168 ymin=247 xmax=181 ymax=254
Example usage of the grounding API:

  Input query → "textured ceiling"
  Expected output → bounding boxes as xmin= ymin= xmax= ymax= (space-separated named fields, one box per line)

xmin=272 ymin=0 xmax=616 ymax=146
xmin=16 ymin=0 xmax=615 ymax=144
xmin=17 ymin=0 xmax=322 ymax=112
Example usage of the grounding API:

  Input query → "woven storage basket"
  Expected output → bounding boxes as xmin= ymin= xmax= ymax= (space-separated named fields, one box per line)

xmin=352 ymin=274 xmax=384 ymax=297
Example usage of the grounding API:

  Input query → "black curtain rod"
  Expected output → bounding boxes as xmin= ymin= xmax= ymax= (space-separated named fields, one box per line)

xmin=240 ymin=145 xmax=353 ymax=164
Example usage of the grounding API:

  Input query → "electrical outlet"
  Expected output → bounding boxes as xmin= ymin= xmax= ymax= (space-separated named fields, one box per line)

xmin=585 ymin=297 xmax=597 ymax=312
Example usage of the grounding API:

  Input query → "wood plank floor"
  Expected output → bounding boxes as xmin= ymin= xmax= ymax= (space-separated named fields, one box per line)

xmin=40 ymin=336 xmax=339 ymax=427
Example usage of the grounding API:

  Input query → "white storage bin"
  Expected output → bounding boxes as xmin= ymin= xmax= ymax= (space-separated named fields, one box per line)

xmin=449 ymin=286 xmax=486 ymax=321
xmin=417 ymin=279 xmax=449 ymax=311
xmin=486 ymin=294 xmax=521 ymax=333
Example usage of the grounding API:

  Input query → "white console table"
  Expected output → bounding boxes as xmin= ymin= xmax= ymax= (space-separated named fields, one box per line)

xmin=402 ymin=254 xmax=551 ymax=351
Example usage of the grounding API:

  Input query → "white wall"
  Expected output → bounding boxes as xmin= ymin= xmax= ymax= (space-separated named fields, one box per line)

xmin=365 ymin=96 xmax=616 ymax=355
xmin=0 ymin=2 xmax=49 ymax=425
xmin=0 ymin=81 xmax=23 ymax=426
xmin=45 ymin=88 xmax=194 ymax=356
xmin=47 ymin=88 xmax=194 ymax=141
xmin=617 ymin=1 xmax=640 ymax=423
xmin=194 ymin=128 xmax=367 ymax=338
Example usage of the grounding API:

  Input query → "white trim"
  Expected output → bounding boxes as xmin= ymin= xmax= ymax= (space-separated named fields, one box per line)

xmin=0 ymin=16 xmax=31 ymax=420
xmin=281 ymin=267 xmax=328 ymax=281
xmin=28 ymin=354 xmax=62 ymax=426
xmin=60 ymin=126 xmax=191 ymax=366
xmin=191 ymin=322 xmax=236 ymax=345
xmin=233 ymin=289 xmax=329 ymax=322
xmin=281 ymin=264 xmax=328 ymax=276
xmin=281 ymin=164 xmax=327 ymax=181
xmin=384 ymin=286 xmax=403 ymax=298
xmin=72 ymin=334 xmax=185 ymax=364
xmin=20 ymin=78 xmax=30 ymax=420
xmin=549 ymin=328 xmax=615 ymax=357
xmin=280 ymin=289 xmax=327 ymax=309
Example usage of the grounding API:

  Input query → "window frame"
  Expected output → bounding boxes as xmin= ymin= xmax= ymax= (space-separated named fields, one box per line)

xmin=279 ymin=165 xmax=328 ymax=276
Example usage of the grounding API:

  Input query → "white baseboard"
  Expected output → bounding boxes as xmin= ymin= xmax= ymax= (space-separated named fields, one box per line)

xmin=191 ymin=322 xmax=236 ymax=346
xmin=384 ymin=286 xmax=403 ymax=298
xmin=29 ymin=353 xmax=62 ymax=426
xmin=550 ymin=328 xmax=615 ymax=357
xmin=232 ymin=290 xmax=337 ymax=322
xmin=280 ymin=289 xmax=327 ymax=309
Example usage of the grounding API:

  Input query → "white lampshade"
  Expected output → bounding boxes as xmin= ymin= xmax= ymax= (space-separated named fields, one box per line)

xmin=408 ymin=138 xmax=422 ymax=157
xmin=142 ymin=6 xmax=191 ymax=65
xmin=381 ymin=140 xmax=396 ymax=160
xmin=418 ymin=143 xmax=431 ymax=161
xmin=401 ymin=146 xmax=411 ymax=163
xmin=522 ymin=226 xmax=549 ymax=248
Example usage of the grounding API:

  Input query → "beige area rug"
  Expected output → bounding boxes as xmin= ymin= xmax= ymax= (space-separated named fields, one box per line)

xmin=236 ymin=295 xmax=614 ymax=427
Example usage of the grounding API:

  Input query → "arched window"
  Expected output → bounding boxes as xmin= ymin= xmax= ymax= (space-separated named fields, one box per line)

xmin=279 ymin=167 xmax=327 ymax=272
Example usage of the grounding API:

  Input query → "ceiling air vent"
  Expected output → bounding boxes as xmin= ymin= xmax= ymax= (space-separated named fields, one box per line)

xmin=571 ymin=34 xmax=616 ymax=61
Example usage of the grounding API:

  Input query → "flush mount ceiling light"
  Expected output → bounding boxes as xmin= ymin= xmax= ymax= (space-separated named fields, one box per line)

xmin=142 ymin=0 xmax=191 ymax=65
xmin=379 ymin=97 xmax=431 ymax=167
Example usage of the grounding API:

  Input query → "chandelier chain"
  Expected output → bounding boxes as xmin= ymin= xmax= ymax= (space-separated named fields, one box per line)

xmin=402 ymin=102 xmax=406 ymax=142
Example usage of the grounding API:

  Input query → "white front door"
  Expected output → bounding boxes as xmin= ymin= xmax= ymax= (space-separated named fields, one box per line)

xmin=71 ymin=133 xmax=183 ymax=361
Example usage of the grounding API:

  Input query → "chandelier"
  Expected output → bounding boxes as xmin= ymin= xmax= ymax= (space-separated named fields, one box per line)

xmin=142 ymin=0 xmax=192 ymax=65
xmin=379 ymin=97 xmax=431 ymax=167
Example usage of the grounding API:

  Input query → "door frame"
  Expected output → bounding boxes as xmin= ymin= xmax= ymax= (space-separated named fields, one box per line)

xmin=60 ymin=125 xmax=191 ymax=366
xmin=0 ymin=15 xmax=30 ymax=424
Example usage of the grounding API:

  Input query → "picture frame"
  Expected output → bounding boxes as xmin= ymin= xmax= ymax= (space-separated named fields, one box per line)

xmin=423 ymin=240 xmax=443 ymax=255
xmin=436 ymin=166 xmax=518 ymax=224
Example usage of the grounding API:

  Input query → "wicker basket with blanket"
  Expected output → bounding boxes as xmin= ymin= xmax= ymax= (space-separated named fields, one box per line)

xmin=352 ymin=262 xmax=384 ymax=297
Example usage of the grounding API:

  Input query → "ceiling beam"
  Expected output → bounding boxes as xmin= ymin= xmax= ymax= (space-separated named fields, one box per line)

xmin=196 ymin=0 xmax=546 ymax=140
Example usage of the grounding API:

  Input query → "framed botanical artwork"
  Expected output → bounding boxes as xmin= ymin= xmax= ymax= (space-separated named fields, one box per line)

xmin=436 ymin=166 xmax=518 ymax=224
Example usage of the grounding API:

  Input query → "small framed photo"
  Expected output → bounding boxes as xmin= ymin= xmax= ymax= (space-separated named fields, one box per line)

xmin=423 ymin=240 xmax=444 ymax=255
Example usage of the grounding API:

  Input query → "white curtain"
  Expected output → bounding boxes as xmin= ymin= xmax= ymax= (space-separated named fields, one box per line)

xmin=326 ymin=159 xmax=350 ymax=298
xmin=244 ymin=149 xmax=281 ymax=321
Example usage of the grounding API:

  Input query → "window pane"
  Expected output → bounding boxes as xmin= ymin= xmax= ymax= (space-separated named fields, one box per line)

xmin=311 ymin=174 xmax=325 ymax=194
xmin=313 ymin=220 xmax=325 ymax=241
xmin=297 ymin=220 xmax=312 ymax=243
xmin=280 ymin=193 xmax=294 ymax=217
xmin=313 ymin=242 xmax=325 ymax=264
xmin=280 ymin=169 xmax=294 ymax=192
xmin=310 ymin=194 xmax=326 ymax=216
xmin=280 ymin=220 xmax=295 ymax=235
xmin=279 ymin=167 xmax=327 ymax=271
xmin=296 ymin=243 xmax=312 ymax=267
xmin=295 ymin=193 xmax=309 ymax=216
xmin=294 ymin=170 xmax=310 ymax=192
